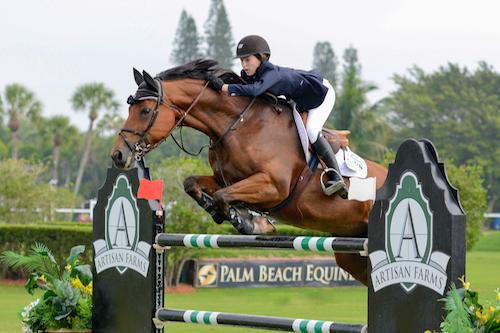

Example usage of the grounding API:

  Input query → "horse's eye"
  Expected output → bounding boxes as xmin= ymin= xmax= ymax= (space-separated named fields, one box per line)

xmin=141 ymin=108 xmax=152 ymax=116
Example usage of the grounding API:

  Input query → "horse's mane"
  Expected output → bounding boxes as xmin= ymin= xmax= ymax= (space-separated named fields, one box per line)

xmin=156 ymin=59 xmax=288 ymax=108
xmin=156 ymin=59 xmax=244 ymax=84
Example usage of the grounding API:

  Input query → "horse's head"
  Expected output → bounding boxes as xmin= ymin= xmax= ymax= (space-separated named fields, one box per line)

xmin=112 ymin=59 xmax=242 ymax=168
xmin=111 ymin=68 xmax=177 ymax=168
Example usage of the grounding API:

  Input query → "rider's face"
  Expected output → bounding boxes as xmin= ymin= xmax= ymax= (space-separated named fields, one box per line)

xmin=240 ymin=55 xmax=261 ymax=76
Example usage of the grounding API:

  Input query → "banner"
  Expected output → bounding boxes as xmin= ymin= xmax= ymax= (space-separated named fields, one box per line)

xmin=193 ymin=258 xmax=362 ymax=288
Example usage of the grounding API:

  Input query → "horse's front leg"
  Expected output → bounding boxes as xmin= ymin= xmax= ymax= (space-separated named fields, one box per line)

xmin=212 ymin=172 xmax=281 ymax=234
xmin=183 ymin=175 xmax=227 ymax=224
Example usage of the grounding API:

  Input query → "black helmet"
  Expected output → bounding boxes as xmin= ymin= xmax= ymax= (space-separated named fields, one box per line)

xmin=235 ymin=35 xmax=271 ymax=58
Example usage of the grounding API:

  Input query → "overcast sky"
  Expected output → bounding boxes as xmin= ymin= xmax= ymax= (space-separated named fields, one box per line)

xmin=1 ymin=0 xmax=500 ymax=130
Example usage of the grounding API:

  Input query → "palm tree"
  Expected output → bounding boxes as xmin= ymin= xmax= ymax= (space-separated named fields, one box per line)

xmin=71 ymin=83 xmax=119 ymax=196
xmin=0 ymin=84 xmax=42 ymax=159
xmin=38 ymin=116 xmax=78 ymax=184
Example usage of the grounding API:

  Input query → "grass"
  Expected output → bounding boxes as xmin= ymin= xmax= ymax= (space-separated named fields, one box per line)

xmin=0 ymin=232 xmax=498 ymax=333
xmin=472 ymin=230 xmax=500 ymax=251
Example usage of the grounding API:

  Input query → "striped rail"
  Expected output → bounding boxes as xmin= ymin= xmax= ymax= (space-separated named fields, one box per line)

xmin=154 ymin=308 xmax=368 ymax=333
xmin=155 ymin=233 xmax=368 ymax=255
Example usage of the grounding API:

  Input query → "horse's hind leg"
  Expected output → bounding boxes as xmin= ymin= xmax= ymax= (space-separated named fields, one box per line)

xmin=334 ymin=253 xmax=368 ymax=286
xmin=183 ymin=175 xmax=226 ymax=224
xmin=212 ymin=172 xmax=280 ymax=235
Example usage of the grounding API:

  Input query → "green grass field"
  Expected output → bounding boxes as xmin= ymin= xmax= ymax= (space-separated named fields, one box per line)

xmin=1 ymin=232 xmax=499 ymax=333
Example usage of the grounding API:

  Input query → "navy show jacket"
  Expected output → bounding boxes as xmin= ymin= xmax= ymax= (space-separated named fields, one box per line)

xmin=227 ymin=61 xmax=329 ymax=111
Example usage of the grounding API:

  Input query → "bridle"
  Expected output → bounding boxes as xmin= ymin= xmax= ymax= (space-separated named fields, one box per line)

xmin=119 ymin=78 xmax=209 ymax=161
xmin=119 ymin=77 xmax=257 ymax=161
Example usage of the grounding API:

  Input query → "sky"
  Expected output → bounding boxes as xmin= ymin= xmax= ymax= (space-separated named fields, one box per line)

xmin=1 ymin=0 xmax=500 ymax=130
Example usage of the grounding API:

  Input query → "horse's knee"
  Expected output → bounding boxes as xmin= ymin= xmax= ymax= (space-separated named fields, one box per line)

xmin=212 ymin=191 xmax=229 ymax=212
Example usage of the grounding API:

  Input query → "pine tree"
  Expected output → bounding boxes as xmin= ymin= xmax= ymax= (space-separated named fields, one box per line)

xmin=312 ymin=41 xmax=338 ymax=88
xmin=204 ymin=0 xmax=235 ymax=69
xmin=170 ymin=10 xmax=202 ymax=65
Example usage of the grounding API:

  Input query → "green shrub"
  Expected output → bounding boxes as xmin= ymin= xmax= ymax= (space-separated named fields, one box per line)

xmin=0 ymin=159 xmax=77 ymax=224
xmin=0 ymin=223 xmax=92 ymax=279
xmin=445 ymin=163 xmax=487 ymax=250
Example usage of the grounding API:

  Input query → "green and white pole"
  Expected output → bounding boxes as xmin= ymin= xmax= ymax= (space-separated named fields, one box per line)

xmin=155 ymin=234 xmax=368 ymax=256
xmin=154 ymin=308 xmax=368 ymax=333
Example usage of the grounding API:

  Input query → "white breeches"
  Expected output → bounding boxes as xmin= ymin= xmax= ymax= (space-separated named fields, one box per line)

xmin=306 ymin=79 xmax=336 ymax=143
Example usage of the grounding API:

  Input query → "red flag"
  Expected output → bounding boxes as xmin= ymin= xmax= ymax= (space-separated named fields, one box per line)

xmin=137 ymin=179 xmax=164 ymax=202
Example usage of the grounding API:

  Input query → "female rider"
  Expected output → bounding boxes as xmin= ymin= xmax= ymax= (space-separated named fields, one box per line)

xmin=207 ymin=35 xmax=347 ymax=198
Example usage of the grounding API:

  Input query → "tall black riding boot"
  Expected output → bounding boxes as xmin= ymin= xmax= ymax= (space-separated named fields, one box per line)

xmin=312 ymin=133 xmax=348 ymax=198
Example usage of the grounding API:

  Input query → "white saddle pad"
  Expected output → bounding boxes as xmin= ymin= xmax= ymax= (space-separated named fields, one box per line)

xmin=292 ymin=106 xmax=368 ymax=179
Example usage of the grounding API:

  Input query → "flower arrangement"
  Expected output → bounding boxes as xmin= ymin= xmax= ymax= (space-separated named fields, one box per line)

xmin=434 ymin=277 xmax=500 ymax=333
xmin=1 ymin=243 xmax=92 ymax=333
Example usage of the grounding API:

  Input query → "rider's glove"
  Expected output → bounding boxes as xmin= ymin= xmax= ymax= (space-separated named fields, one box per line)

xmin=207 ymin=75 xmax=224 ymax=92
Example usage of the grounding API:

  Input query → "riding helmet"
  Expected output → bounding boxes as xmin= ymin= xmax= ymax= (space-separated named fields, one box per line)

xmin=235 ymin=35 xmax=271 ymax=58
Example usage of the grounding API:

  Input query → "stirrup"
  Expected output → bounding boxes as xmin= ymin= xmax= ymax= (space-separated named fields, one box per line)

xmin=320 ymin=168 xmax=348 ymax=198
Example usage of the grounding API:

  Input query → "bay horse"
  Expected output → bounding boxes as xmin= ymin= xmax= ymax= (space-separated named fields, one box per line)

xmin=111 ymin=59 xmax=387 ymax=285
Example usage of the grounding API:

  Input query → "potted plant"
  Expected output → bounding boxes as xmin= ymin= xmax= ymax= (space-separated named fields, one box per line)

xmin=425 ymin=278 xmax=500 ymax=333
xmin=1 ymin=243 xmax=92 ymax=333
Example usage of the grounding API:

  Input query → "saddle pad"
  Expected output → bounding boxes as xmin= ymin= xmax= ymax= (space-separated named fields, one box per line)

xmin=292 ymin=106 xmax=311 ymax=163
xmin=292 ymin=105 xmax=368 ymax=178
xmin=335 ymin=147 xmax=368 ymax=178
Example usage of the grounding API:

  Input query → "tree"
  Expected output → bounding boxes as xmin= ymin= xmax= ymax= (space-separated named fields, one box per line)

xmin=0 ymin=84 xmax=42 ymax=160
xmin=312 ymin=41 xmax=338 ymax=88
xmin=71 ymin=83 xmax=119 ymax=196
xmin=384 ymin=62 xmax=500 ymax=210
xmin=38 ymin=116 xmax=78 ymax=185
xmin=171 ymin=10 xmax=202 ymax=65
xmin=334 ymin=47 xmax=377 ymax=130
xmin=204 ymin=0 xmax=235 ymax=69
xmin=324 ymin=47 xmax=387 ymax=160
xmin=0 ymin=159 xmax=74 ymax=224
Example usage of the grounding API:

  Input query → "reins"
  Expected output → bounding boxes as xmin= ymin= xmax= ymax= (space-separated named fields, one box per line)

xmin=172 ymin=95 xmax=257 ymax=156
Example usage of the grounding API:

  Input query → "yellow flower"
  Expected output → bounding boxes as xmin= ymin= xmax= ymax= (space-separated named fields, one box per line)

xmin=463 ymin=281 xmax=470 ymax=290
xmin=481 ymin=314 xmax=489 ymax=323
xmin=476 ymin=309 xmax=482 ymax=319
xmin=423 ymin=330 xmax=432 ymax=333
xmin=71 ymin=277 xmax=84 ymax=290
xmin=39 ymin=275 xmax=46 ymax=282
xmin=488 ymin=306 xmax=496 ymax=314
xmin=83 ymin=281 xmax=93 ymax=295
xmin=65 ymin=264 xmax=71 ymax=272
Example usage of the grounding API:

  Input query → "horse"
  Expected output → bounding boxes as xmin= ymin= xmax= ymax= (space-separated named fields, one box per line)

xmin=111 ymin=59 xmax=388 ymax=285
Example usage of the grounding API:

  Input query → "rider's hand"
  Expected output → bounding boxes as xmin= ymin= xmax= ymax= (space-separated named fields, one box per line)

xmin=207 ymin=75 xmax=224 ymax=92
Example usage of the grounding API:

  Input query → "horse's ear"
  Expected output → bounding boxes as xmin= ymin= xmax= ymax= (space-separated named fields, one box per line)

xmin=142 ymin=70 xmax=157 ymax=91
xmin=133 ymin=68 xmax=144 ymax=86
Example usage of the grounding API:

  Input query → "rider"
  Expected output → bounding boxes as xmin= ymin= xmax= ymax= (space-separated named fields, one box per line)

xmin=207 ymin=35 xmax=347 ymax=198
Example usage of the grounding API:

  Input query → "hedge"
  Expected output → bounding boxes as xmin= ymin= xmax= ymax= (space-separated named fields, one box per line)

xmin=0 ymin=221 xmax=334 ymax=280
xmin=0 ymin=223 xmax=92 ymax=279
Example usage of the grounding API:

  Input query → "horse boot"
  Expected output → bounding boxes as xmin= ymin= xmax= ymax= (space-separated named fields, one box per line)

xmin=198 ymin=193 xmax=226 ymax=224
xmin=228 ymin=206 xmax=255 ymax=235
xmin=313 ymin=133 xmax=348 ymax=199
